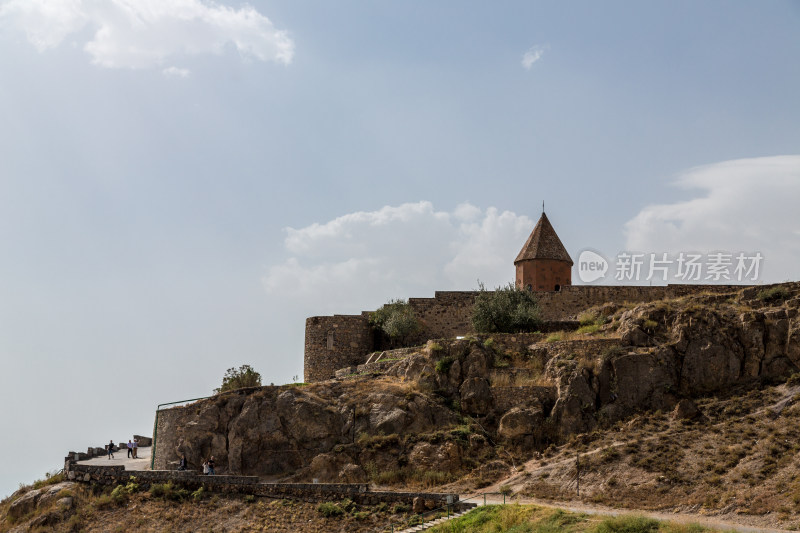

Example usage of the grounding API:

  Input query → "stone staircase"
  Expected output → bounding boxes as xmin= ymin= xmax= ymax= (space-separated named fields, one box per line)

xmin=393 ymin=504 xmax=477 ymax=532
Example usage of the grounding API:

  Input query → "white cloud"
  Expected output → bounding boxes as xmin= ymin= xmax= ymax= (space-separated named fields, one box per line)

xmin=263 ymin=202 xmax=534 ymax=315
xmin=162 ymin=66 xmax=190 ymax=78
xmin=0 ymin=0 xmax=294 ymax=69
xmin=624 ymin=155 xmax=800 ymax=282
xmin=521 ymin=44 xmax=548 ymax=70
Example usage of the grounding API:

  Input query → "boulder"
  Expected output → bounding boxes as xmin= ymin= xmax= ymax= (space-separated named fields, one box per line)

xmin=672 ymin=399 xmax=700 ymax=420
xmin=309 ymin=453 xmax=345 ymax=482
xmin=38 ymin=482 xmax=76 ymax=507
xmin=408 ymin=442 xmax=462 ymax=472
xmin=412 ymin=496 xmax=425 ymax=513
xmin=338 ymin=463 xmax=367 ymax=483
xmin=9 ymin=489 xmax=42 ymax=519
xmin=498 ymin=407 xmax=544 ymax=440
xmin=459 ymin=378 xmax=492 ymax=415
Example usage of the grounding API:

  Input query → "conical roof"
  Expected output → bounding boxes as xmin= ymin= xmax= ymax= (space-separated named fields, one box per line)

xmin=514 ymin=212 xmax=573 ymax=265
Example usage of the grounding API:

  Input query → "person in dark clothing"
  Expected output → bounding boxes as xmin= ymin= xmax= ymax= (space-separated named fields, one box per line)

xmin=207 ymin=456 xmax=215 ymax=475
xmin=178 ymin=454 xmax=188 ymax=471
xmin=107 ymin=440 xmax=115 ymax=459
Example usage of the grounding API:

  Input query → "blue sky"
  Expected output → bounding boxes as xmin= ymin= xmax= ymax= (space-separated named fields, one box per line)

xmin=0 ymin=0 xmax=798 ymax=498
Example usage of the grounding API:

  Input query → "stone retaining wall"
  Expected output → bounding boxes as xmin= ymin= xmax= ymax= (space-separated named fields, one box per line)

xmin=64 ymin=461 xmax=463 ymax=507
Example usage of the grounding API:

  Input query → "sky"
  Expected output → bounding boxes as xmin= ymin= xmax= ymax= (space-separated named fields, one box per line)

xmin=0 ymin=0 xmax=799 ymax=498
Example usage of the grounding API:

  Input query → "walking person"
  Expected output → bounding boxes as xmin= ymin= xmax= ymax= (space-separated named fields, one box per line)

xmin=107 ymin=440 xmax=115 ymax=459
xmin=202 ymin=460 xmax=209 ymax=475
xmin=127 ymin=440 xmax=133 ymax=458
xmin=207 ymin=456 xmax=215 ymax=475
xmin=178 ymin=454 xmax=188 ymax=471
xmin=132 ymin=438 xmax=138 ymax=458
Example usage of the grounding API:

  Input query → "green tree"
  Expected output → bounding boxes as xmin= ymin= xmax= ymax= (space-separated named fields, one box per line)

xmin=214 ymin=364 xmax=262 ymax=394
xmin=471 ymin=282 xmax=542 ymax=333
xmin=369 ymin=299 xmax=422 ymax=344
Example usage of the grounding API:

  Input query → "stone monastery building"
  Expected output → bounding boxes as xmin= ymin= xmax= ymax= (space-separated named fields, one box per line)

xmin=304 ymin=212 xmax=739 ymax=382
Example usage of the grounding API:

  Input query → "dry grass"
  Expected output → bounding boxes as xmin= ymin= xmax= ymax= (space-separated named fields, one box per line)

xmin=519 ymin=380 xmax=800 ymax=528
xmin=0 ymin=484 xmax=405 ymax=533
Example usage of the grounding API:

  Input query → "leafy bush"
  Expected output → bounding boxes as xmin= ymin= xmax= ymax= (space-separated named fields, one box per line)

xmin=392 ymin=503 xmax=411 ymax=513
xmin=317 ymin=501 xmax=344 ymax=517
xmin=471 ymin=282 xmax=542 ymax=333
xmin=149 ymin=481 xmax=189 ymax=502
xmin=369 ymin=299 xmax=422 ymax=343
xmin=758 ymin=286 xmax=789 ymax=303
xmin=435 ymin=356 xmax=454 ymax=374
xmin=215 ymin=364 xmax=262 ymax=394
xmin=191 ymin=486 xmax=206 ymax=501
xmin=110 ymin=485 xmax=129 ymax=505
xmin=642 ymin=320 xmax=658 ymax=332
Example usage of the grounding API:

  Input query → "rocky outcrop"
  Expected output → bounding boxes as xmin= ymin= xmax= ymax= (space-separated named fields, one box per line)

xmin=155 ymin=381 xmax=462 ymax=480
xmin=545 ymin=293 xmax=800 ymax=436
xmin=8 ymin=482 xmax=76 ymax=520
xmin=154 ymin=284 xmax=800 ymax=484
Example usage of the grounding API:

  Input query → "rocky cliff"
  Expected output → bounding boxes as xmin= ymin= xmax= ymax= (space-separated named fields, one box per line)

xmin=154 ymin=283 xmax=800 ymax=488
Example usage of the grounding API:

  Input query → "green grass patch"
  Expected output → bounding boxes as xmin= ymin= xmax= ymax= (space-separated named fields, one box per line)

xmin=436 ymin=356 xmax=455 ymax=374
xmin=427 ymin=505 xmax=720 ymax=533
xmin=577 ymin=324 xmax=600 ymax=335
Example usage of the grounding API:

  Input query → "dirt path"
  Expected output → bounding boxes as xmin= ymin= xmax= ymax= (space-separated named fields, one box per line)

xmin=463 ymin=385 xmax=800 ymax=532
xmin=459 ymin=494 xmax=792 ymax=533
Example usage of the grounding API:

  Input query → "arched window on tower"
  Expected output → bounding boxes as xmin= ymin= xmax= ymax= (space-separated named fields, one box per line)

xmin=555 ymin=284 xmax=561 ymax=291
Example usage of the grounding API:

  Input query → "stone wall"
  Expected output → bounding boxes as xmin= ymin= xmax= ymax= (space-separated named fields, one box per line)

xmin=305 ymin=284 xmax=754 ymax=382
xmin=64 ymin=461 xmax=466 ymax=507
xmin=152 ymin=401 xmax=196 ymax=471
xmin=305 ymin=315 xmax=374 ymax=382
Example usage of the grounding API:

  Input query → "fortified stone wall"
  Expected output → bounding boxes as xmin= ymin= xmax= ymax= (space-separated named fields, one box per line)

xmin=304 ymin=284 xmax=753 ymax=382
xmin=304 ymin=315 xmax=373 ymax=382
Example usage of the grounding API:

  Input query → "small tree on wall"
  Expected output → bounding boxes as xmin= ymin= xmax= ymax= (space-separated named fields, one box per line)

xmin=471 ymin=282 xmax=542 ymax=333
xmin=214 ymin=364 xmax=262 ymax=394
xmin=369 ymin=299 xmax=422 ymax=346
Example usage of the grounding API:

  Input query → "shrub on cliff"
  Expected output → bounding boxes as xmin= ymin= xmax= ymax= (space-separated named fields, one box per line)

xmin=214 ymin=364 xmax=262 ymax=394
xmin=369 ymin=299 xmax=422 ymax=344
xmin=471 ymin=282 xmax=541 ymax=333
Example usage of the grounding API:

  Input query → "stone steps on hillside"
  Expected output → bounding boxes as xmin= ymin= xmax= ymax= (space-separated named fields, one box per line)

xmin=394 ymin=509 xmax=472 ymax=532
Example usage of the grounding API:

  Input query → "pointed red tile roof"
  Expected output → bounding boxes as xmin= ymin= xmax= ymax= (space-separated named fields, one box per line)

xmin=514 ymin=212 xmax=573 ymax=265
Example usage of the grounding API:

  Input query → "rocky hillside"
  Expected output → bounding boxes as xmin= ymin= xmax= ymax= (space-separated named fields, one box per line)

xmin=155 ymin=284 xmax=800 ymax=492
xmin=0 ymin=479 xmax=408 ymax=533
xmin=5 ymin=282 xmax=800 ymax=532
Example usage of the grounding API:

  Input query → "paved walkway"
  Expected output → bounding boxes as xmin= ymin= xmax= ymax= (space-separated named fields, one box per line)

xmin=78 ymin=446 xmax=151 ymax=470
